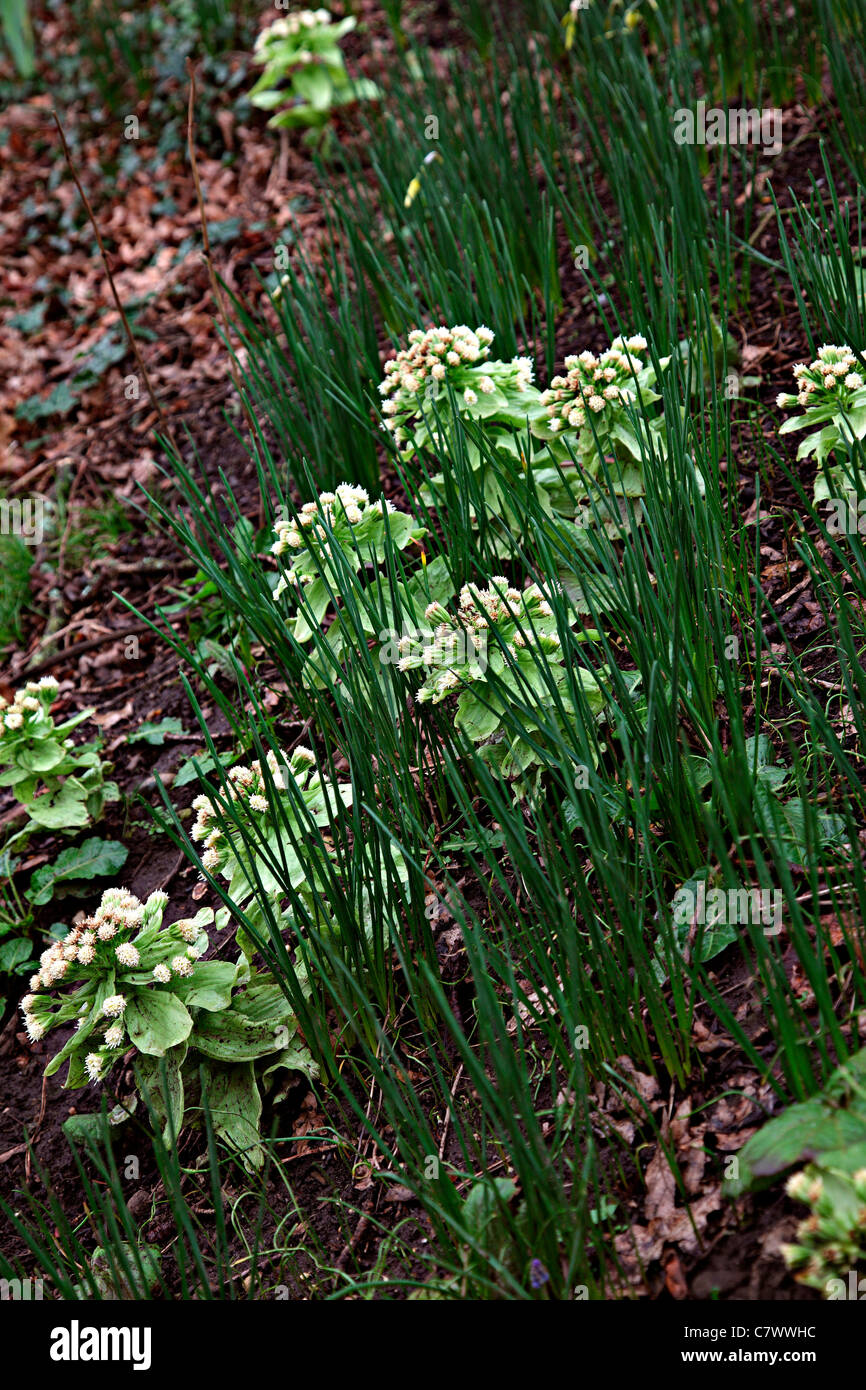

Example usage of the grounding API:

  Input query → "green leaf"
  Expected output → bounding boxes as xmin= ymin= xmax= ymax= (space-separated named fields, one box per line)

xmin=0 ymin=764 xmax=38 ymax=789
xmin=135 ymin=1048 xmax=187 ymax=1142
xmin=261 ymin=1040 xmax=319 ymax=1086
xmin=730 ymin=1100 xmax=866 ymax=1191
xmin=63 ymin=1113 xmax=108 ymax=1147
xmin=128 ymin=717 xmax=188 ymax=746
xmin=190 ymin=986 xmax=292 ymax=1060
xmin=61 ymin=1105 xmax=132 ymax=1147
xmin=1 ymin=0 xmax=35 ymax=79
xmin=87 ymin=1243 xmax=161 ymax=1300
xmin=462 ymin=1178 xmax=516 ymax=1241
xmin=653 ymin=871 xmax=737 ymax=983
xmin=173 ymin=751 xmax=225 ymax=788
xmin=18 ymin=739 xmax=66 ymax=773
xmin=292 ymin=65 xmax=334 ymax=111
xmin=15 ymin=379 xmax=78 ymax=422
xmin=125 ymin=990 xmax=193 ymax=1056
xmin=25 ymin=780 xmax=92 ymax=831
xmin=292 ymin=577 xmax=330 ymax=642
xmin=726 ymin=1048 xmax=866 ymax=1196
xmin=200 ymin=1059 xmax=264 ymax=1169
xmin=455 ymin=691 xmax=500 ymax=742
xmin=0 ymin=937 xmax=33 ymax=973
xmin=27 ymin=838 xmax=128 ymax=905
xmin=173 ymin=961 xmax=236 ymax=1012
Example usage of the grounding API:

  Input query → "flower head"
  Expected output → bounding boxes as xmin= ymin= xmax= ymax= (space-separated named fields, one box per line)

xmin=85 ymin=1052 xmax=105 ymax=1083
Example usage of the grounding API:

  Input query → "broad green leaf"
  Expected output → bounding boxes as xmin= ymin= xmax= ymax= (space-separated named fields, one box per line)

xmin=190 ymin=981 xmax=292 ymax=1060
xmin=27 ymin=838 xmax=128 ymax=905
xmin=18 ymin=740 xmax=66 ymax=773
xmin=125 ymin=990 xmax=193 ymax=1056
xmin=462 ymin=1178 xmax=516 ymax=1241
xmin=200 ymin=1059 xmax=264 ymax=1169
xmin=173 ymin=961 xmax=236 ymax=1012
xmin=261 ymin=1040 xmax=319 ymax=1085
xmin=292 ymin=64 xmax=333 ymax=111
xmin=0 ymin=937 xmax=32 ymax=973
xmin=455 ymin=691 xmax=501 ymax=742
xmin=26 ymin=780 xmax=90 ymax=830
xmin=88 ymin=1243 xmax=161 ymax=1300
xmin=128 ymin=717 xmax=187 ymax=746
xmin=136 ymin=1047 xmax=187 ymax=1142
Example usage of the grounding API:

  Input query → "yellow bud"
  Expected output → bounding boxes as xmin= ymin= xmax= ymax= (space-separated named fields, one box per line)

xmin=404 ymin=177 xmax=422 ymax=209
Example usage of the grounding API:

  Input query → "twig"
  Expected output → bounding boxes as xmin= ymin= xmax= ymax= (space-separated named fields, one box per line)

xmin=335 ymin=1213 xmax=371 ymax=1271
xmin=438 ymin=1063 xmax=464 ymax=1161
xmin=28 ymin=610 xmax=100 ymax=651
xmin=21 ymin=623 xmax=154 ymax=678
xmin=156 ymin=849 xmax=187 ymax=893
xmin=31 ymin=1071 xmax=50 ymax=1138
xmin=52 ymin=111 xmax=181 ymax=457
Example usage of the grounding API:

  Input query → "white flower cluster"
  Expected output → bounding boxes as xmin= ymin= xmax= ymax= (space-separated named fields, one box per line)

xmin=397 ymin=580 xmax=558 ymax=702
xmin=540 ymin=335 xmax=648 ymax=433
xmin=191 ymin=747 xmax=314 ymax=871
xmin=776 ymin=345 xmax=865 ymax=410
xmin=19 ymin=886 xmax=208 ymax=1082
xmin=270 ymin=485 xmax=410 ymax=601
xmin=29 ymin=888 xmax=145 ymax=993
xmin=381 ymin=325 xmax=494 ymax=397
xmin=255 ymin=9 xmax=331 ymax=49
xmin=0 ymin=676 xmax=59 ymax=734
xmin=377 ymin=326 xmax=533 ymax=446
xmin=272 ymin=485 xmax=379 ymax=556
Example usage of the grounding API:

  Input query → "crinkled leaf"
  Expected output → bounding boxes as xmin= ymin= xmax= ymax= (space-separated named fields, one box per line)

xmin=136 ymin=1047 xmax=187 ymax=1142
xmin=125 ymin=990 xmax=193 ymax=1056
xmin=199 ymin=1059 xmax=264 ymax=1169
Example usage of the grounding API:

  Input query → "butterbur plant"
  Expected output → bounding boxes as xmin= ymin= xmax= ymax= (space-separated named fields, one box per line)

xmin=378 ymin=325 xmax=538 ymax=457
xmin=533 ymin=335 xmax=680 ymax=527
xmin=776 ymin=344 xmax=866 ymax=500
xmin=190 ymin=745 xmax=353 ymax=930
xmin=21 ymin=886 xmax=315 ymax=1169
xmin=781 ymin=1167 xmax=866 ymax=1294
xmin=0 ymin=677 xmax=118 ymax=841
xmin=269 ymin=483 xmax=460 ymax=706
xmin=398 ymin=576 xmax=609 ymax=783
xmin=271 ymin=483 xmax=426 ymax=639
xmin=21 ymin=886 xmax=211 ymax=1082
xmin=377 ymin=325 xmax=574 ymax=539
xmin=249 ymin=9 xmax=380 ymax=138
